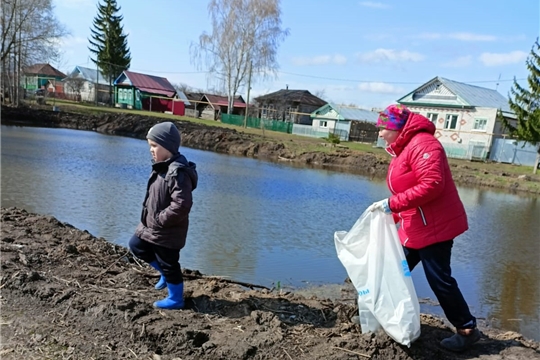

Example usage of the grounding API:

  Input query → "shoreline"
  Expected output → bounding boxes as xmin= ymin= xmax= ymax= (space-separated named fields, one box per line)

xmin=1 ymin=104 xmax=539 ymax=197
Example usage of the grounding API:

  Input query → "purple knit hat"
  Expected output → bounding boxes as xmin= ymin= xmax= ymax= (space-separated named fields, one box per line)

xmin=376 ymin=104 xmax=411 ymax=131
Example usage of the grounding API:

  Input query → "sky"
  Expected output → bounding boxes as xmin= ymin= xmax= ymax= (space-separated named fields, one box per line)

xmin=54 ymin=0 xmax=539 ymax=110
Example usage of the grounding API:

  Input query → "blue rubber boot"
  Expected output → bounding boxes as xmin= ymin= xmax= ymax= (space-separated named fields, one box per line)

xmin=148 ymin=261 xmax=166 ymax=290
xmin=153 ymin=282 xmax=184 ymax=310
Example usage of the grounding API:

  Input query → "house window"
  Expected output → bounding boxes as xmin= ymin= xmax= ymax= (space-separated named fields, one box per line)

xmin=473 ymin=118 xmax=488 ymax=131
xmin=427 ymin=112 xmax=438 ymax=123
xmin=444 ymin=114 xmax=458 ymax=130
xmin=320 ymin=120 xmax=328 ymax=128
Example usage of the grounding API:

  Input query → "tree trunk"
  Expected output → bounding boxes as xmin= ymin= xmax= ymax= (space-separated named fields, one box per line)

xmin=533 ymin=147 xmax=540 ymax=175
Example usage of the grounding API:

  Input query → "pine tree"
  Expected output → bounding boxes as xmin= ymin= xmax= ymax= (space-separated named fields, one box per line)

xmin=502 ymin=39 xmax=540 ymax=174
xmin=88 ymin=0 xmax=131 ymax=103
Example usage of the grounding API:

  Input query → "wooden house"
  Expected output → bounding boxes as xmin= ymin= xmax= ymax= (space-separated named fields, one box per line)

xmin=22 ymin=63 xmax=66 ymax=94
xmin=198 ymin=94 xmax=246 ymax=120
xmin=255 ymin=88 xmax=327 ymax=125
xmin=114 ymin=70 xmax=182 ymax=114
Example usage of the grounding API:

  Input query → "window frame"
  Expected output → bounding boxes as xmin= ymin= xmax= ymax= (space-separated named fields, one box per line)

xmin=427 ymin=112 xmax=438 ymax=123
xmin=472 ymin=118 xmax=488 ymax=132
xmin=320 ymin=120 xmax=328 ymax=128
xmin=444 ymin=114 xmax=459 ymax=130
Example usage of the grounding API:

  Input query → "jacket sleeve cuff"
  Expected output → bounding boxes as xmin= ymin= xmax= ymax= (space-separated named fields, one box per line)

xmin=383 ymin=198 xmax=392 ymax=214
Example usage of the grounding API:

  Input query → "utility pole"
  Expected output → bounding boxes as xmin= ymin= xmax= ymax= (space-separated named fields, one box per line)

xmin=243 ymin=60 xmax=253 ymax=128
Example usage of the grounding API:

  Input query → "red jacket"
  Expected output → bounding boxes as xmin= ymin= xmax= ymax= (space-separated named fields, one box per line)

xmin=386 ymin=113 xmax=468 ymax=249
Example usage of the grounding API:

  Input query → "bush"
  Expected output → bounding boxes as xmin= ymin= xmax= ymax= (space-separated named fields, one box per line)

xmin=326 ymin=132 xmax=341 ymax=145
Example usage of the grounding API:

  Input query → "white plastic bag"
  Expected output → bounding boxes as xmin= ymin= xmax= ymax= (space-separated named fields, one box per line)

xmin=334 ymin=210 xmax=421 ymax=347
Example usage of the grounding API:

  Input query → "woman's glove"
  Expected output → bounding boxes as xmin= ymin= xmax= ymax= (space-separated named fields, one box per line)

xmin=367 ymin=199 xmax=391 ymax=214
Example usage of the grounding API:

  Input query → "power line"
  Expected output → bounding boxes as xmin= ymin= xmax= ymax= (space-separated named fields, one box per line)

xmin=61 ymin=60 xmax=525 ymax=86
xmin=277 ymin=70 xmax=525 ymax=85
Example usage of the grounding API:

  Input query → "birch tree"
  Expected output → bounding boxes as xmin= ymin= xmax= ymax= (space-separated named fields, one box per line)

xmin=1 ymin=0 xmax=66 ymax=105
xmin=191 ymin=0 xmax=289 ymax=114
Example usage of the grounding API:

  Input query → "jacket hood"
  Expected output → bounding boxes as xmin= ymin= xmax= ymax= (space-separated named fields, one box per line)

xmin=387 ymin=112 xmax=436 ymax=156
xmin=174 ymin=154 xmax=198 ymax=191
xmin=153 ymin=153 xmax=198 ymax=190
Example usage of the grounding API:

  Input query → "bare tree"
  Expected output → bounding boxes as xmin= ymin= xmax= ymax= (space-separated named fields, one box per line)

xmin=171 ymin=82 xmax=204 ymax=95
xmin=191 ymin=0 xmax=289 ymax=114
xmin=1 ymin=0 xmax=67 ymax=106
xmin=312 ymin=89 xmax=327 ymax=101
xmin=64 ymin=76 xmax=86 ymax=101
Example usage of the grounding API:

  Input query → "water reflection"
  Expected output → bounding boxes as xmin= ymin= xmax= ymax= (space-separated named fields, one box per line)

xmin=1 ymin=125 xmax=539 ymax=341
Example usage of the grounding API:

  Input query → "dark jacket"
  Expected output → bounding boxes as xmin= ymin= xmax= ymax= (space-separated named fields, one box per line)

xmin=386 ymin=113 xmax=468 ymax=249
xmin=135 ymin=153 xmax=198 ymax=250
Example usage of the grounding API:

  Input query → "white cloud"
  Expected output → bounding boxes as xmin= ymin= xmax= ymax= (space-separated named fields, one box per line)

xmin=448 ymin=32 xmax=497 ymax=42
xmin=357 ymin=82 xmax=405 ymax=94
xmin=291 ymin=54 xmax=347 ymax=66
xmin=359 ymin=1 xmax=391 ymax=9
xmin=479 ymin=51 xmax=528 ymax=66
xmin=441 ymin=55 xmax=473 ymax=68
xmin=356 ymin=49 xmax=424 ymax=63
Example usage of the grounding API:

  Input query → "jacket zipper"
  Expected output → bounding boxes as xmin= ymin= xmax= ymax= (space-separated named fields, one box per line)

xmin=418 ymin=206 xmax=427 ymax=226
xmin=388 ymin=167 xmax=396 ymax=194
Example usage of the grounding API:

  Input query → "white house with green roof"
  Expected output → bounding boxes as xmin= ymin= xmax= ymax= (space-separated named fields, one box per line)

xmin=397 ymin=76 xmax=515 ymax=160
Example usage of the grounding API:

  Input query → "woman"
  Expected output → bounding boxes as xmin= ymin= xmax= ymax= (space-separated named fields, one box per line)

xmin=368 ymin=104 xmax=480 ymax=352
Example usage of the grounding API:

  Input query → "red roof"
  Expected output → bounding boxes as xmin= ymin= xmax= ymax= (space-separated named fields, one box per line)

xmin=204 ymin=94 xmax=246 ymax=108
xmin=121 ymin=70 xmax=176 ymax=97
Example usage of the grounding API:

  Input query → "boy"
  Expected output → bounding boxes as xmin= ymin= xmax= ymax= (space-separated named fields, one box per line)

xmin=129 ymin=121 xmax=198 ymax=309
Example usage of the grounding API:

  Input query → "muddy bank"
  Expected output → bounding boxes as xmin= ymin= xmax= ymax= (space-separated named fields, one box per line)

xmin=1 ymin=207 xmax=539 ymax=359
xmin=0 ymin=105 xmax=388 ymax=176
xmin=1 ymin=105 xmax=539 ymax=195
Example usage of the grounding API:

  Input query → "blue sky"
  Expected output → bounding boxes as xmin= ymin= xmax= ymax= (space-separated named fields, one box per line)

xmin=54 ymin=0 xmax=538 ymax=110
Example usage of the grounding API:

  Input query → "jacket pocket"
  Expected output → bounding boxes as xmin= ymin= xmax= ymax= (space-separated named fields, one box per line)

xmin=418 ymin=207 xmax=428 ymax=226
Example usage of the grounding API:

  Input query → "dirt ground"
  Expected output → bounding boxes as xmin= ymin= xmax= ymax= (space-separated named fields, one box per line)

xmin=1 ymin=207 xmax=539 ymax=360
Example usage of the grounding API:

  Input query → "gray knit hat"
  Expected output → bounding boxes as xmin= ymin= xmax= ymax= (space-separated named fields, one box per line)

xmin=146 ymin=122 xmax=181 ymax=155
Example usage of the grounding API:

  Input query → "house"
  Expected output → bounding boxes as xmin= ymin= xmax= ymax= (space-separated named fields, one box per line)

xmin=198 ymin=94 xmax=246 ymax=120
xmin=254 ymin=88 xmax=327 ymax=125
xmin=114 ymin=70 xmax=184 ymax=114
xmin=184 ymin=92 xmax=204 ymax=117
xmin=22 ymin=63 xmax=66 ymax=94
xmin=396 ymin=76 xmax=515 ymax=160
xmin=63 ymin=65 xmax=111 ymax=103
xmin=310 ymin=103 xmax=380 ymax=142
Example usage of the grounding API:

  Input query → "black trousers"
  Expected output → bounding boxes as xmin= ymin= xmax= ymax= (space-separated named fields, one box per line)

xmin=128 ymin=235 xmax=183 ymax=284
xmin=404 ymin=240 xmax=476 ymax=330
